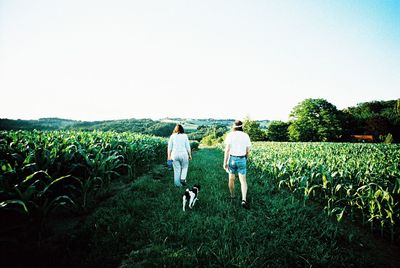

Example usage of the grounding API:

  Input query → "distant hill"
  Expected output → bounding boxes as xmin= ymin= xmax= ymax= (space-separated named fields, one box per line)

xmin=0 ymin=118 xmax=77 ymax=131
xmin=3 ymin=99 xmax=398 ymax=142
xmin=160 ymin=118 xmax=270 ymax=129
xmin=0 ymin=117 xmax=270 ymax=138
xmin=0 ymin=118 xmax=176 ymax=137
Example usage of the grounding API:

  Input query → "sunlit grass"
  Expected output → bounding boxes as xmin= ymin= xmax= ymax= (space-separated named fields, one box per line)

xmin=68 ymin=148 xmax=388 ymax=267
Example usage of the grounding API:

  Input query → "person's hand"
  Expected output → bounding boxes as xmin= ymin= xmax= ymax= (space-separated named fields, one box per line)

xmin=223 ymin=163 xmax=228 ymax=170
xmin=167 ymin=159 xmax=173 ymax=168
xmin=188 ymin=155 xmax=192 ymax=160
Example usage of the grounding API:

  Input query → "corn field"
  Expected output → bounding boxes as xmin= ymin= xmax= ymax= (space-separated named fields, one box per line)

xmin=249 ymin=142 xmax=400 ymax=241
xmin=0 ymin=130 xmax=167 ymax=223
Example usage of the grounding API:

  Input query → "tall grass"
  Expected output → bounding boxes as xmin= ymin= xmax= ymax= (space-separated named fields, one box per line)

xmin=62 ymin=148 xmax=393 ymax=268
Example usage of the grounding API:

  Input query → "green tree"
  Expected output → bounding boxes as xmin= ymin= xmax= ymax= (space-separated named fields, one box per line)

xmin=243 ymin=119 xmax=267 ymax=141
xmin=288 ymin=98 xmax=342 ymax=142
xmin=267 ymin=121 xmax=290 ymax=141
xmin=147 ymin=122 xmax=176 ymax=137
xmin=344 ymin=99 xmax=400 ymax=142
xmin=189 ymin=125 xmax=228 ymax=142
xmin=365 ymin=116 xmax=391 ymax=140
xmin=200 ymin=133 xmax=223 ymax=146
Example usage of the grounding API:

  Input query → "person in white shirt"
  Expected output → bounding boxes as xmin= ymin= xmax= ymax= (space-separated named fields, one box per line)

xmin=223 ymin=120 xmax=251 ymax=209
xmin=168 ymin=124 xmax=192 ymax=187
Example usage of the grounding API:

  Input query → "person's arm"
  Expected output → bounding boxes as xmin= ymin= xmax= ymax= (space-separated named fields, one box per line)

xmin=245 ymin=135 xmax=251 ymax=158
xmin=224 ymin=144 xmax=230 ymax=170
xmin=245 ymin=146 xmax=250 ymax=158
xmin=185 ymin=135 xmax=192 ymax=160
xmin=223 ymin=133 xmax=231 ymax=170
xmin=167 ymin=136 xmax=173 ymax=160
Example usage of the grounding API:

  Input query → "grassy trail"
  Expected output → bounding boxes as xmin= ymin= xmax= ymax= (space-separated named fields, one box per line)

xmin=73 ymin=148 xmax=400 ymax=267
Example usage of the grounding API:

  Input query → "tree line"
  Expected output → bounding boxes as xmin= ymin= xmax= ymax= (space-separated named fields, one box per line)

xmin=1 ymin=98 xmax=398 ymax=143
xmin=251 ymin=98 xmax=400 ymax=143
xmin=0 ymin=118 xmax=177 ymax=137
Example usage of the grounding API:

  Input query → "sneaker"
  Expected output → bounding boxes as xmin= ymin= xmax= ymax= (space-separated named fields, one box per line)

xmin=181 ymin=180 xmax=187 ymax=186
xmin=241 ymin=200 xmax=249 ymax=209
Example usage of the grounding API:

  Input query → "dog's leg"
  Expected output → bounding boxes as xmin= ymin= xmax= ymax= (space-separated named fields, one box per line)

xmin=192 ymin=198 xmax=197 ymax=207
xmin=182 ymin=197 xmax=187 ymax=212
xmin=189 ymin=195 xmax=194 ymax=209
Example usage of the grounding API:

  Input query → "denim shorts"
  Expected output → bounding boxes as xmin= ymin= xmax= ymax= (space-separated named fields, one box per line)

xmin=228 ymin=155 xmax=247 ymax=175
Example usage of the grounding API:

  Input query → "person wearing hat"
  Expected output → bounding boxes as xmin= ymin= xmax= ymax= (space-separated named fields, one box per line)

xmin=223 ymin=120 xmax=251 ymax=209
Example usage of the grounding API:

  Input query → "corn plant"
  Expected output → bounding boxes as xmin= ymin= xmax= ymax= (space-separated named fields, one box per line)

xmin=248 ymin=142 xmax=400 ymax=241
xmin=0 ymin=130 xmax=168 ymax=229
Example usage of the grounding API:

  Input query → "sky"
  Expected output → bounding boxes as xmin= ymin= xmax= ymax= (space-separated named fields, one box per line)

xmin=0 ymin=0 xmax=399 ymax=121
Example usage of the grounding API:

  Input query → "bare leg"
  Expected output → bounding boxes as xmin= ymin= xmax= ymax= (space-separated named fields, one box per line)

xmin=229 ymin=173 xmax=235 ymax=197
xmin=238 ymin=174 xmax=247 ymax=201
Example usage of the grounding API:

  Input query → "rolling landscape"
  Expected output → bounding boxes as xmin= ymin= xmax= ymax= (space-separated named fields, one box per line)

xmin=1 ymin=1 xmax=399 ymax=267
xmin=1 ymin=98 xmax=399 ymax=267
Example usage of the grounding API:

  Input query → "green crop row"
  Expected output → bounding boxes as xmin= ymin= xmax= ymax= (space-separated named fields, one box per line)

xmin=0 ymin=130 xmax=167 ymax=225
xmin=248 ymin=142 xmax=400 ymax=241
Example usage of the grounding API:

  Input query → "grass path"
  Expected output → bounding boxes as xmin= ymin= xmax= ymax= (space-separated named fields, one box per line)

xmin=71 ymin=148 xmax=400 ymax=267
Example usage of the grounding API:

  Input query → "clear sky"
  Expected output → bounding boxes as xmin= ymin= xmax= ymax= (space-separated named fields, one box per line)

xmin=0 ymin=0 xmax=399 ymax=121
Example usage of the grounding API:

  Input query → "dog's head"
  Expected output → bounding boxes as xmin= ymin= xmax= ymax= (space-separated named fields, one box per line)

xmin=193 ymin=184 xmax=201 ymax=192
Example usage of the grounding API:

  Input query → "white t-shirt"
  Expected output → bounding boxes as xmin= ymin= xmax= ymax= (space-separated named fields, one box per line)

xmin=224 ymin=131 xmax=251 ymax=156
xmin=168 ymin=133 xmax=191 ymax=154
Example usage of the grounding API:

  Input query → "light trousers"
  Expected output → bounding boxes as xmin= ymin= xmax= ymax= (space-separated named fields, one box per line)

xmin=172 ymin=152 xmax=189 ymax=187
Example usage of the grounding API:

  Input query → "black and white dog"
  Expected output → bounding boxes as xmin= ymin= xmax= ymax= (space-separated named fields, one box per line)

xmin=182 ymin=184 xmax=201 ymax=211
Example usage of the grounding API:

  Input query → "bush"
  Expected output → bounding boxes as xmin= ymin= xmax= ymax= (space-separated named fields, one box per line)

xmin=200 ymin=134 xmax=223 ymax=146
xmin=190 ymin=140 xmax=200 ymax=150
xmin=384 ymin=133 xmax=394 ymax=144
